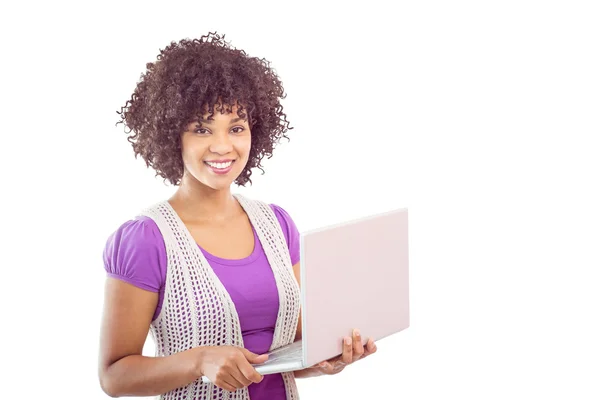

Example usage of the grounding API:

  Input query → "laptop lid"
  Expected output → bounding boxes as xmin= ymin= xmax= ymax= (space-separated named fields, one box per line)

xmin=300 ymin=208 xmax=410 ymax=368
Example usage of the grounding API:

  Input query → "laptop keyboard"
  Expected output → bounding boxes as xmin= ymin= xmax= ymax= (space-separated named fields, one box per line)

xmin=256 ymin=340 xmax=303 ymax=365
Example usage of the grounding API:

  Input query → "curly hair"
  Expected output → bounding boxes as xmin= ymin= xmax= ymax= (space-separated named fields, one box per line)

xmin=116 ymin=32 xmax=293 ymax=186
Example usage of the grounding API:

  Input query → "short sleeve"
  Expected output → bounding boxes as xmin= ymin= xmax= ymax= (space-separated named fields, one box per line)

xmin=270 ymin=204 xmax=301 ymax=265
xmin=102 ymin=216 xmax=167 ymax=293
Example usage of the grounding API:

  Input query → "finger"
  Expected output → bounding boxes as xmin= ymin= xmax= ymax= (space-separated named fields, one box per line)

xmin=341 ymin=336 xmax=353 ymax=364
xmin=238 ymin=360 xmax=264 ymax=384
xmin=324 ymin=360 xmax=346 ymax=375
xmin=215 ymin=372 xmax=243 ymax=392
xmin=312 ymin=360 xmax=330 ymax=369
xmin=368 ymin=338 xmax=377 ymax=353
xmin=360 ymin=338 xmax=377 ymax=359
xmin=219 ymin=354 xmax=253 ymax=388
xmin=319 ymin=361 xmax=336 ymax=374
xmin=230 ymin=365 xmax=254 ymax=387
xmin=240 ymin=348 xmax=269 ymax=364
xmin=253 ymin=354 xmax=269 ymax=364
xmin=215 ymin=381 xmax=238 ymax=392
xmin=352 ymin=329 xmax=364 ymax=362
xmin=332 ymin=359 xmax=347 ymax=372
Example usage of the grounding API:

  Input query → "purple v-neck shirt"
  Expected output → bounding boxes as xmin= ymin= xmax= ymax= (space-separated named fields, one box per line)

xmin=103 ymin=204 xmax=300 ymax=400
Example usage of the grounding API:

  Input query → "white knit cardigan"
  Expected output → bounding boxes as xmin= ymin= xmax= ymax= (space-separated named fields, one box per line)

xmin=140 ymin=194 xmax=301 ymax=400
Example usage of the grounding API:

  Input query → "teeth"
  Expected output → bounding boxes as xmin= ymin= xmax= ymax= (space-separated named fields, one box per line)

xmin=206 ymin=161 xmax=232 ymax=169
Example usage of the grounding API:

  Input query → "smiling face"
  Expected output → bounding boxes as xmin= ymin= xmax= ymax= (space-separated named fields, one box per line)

xmin=180 ymin=102 xmax=252 ymax=191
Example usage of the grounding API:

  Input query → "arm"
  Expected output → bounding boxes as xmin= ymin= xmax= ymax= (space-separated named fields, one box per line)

xmin=98 ymin=278 xmax=203 ymax=397
xmin=292 ymin=261 xmax=302 ymax=342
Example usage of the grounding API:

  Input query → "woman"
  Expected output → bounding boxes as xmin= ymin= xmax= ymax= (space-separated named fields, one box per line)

xmin=98 ymin=32 xmax=377 ymax=400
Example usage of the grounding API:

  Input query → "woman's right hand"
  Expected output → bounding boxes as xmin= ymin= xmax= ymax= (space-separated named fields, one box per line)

xmin=196 ymin=346 xmax=268 ymax=392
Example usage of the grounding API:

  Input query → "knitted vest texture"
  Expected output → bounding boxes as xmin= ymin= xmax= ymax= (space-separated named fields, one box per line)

xmin=140 ymin=194 xmax=301 ymax=400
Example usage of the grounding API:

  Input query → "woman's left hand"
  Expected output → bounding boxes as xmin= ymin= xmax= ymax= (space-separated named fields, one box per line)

xmin=302 ymin=329 xmax=377 ymax=377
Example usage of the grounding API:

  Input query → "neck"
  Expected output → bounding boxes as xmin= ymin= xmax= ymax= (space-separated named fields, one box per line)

xmin=169 ymin=173 xmax=238 ymax=223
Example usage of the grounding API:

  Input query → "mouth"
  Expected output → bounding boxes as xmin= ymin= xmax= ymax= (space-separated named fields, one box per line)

xmin=204 ymin=159 xmax=235 ymax=175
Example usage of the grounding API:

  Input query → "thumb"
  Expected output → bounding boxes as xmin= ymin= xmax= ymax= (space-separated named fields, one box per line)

xmin=240 ymin=348 xmax=269 ymax=363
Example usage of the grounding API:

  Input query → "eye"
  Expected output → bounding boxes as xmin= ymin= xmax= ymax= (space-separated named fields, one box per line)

xmin=194 ymin=127 xmax=210 ymax=135
xmin=231 ymin=126 xmax=245 ymax=134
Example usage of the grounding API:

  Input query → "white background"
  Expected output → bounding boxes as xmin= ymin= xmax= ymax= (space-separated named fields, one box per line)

xmin=1 ymin=0 xmax=599 ymax=399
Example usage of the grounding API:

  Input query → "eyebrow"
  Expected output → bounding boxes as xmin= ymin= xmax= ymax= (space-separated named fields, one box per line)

xmin=196 ymin=117 xmax=245 ymax=125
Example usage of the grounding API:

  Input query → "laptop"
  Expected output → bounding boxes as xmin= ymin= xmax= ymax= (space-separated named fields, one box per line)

xmin=202 ymin=207 xmax=409 ymax=383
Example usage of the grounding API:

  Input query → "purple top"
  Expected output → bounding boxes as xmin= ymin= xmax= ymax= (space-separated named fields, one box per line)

xmin=103 ymin=204 xmax=300 ymax=400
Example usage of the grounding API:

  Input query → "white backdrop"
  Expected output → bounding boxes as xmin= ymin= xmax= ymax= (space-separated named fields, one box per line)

xmin=1 ymin=1 xmax=599 ymax=399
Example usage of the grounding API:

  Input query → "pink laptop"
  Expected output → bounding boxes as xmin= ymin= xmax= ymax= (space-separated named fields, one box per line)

xmin=202 ymin=207 xmax=409 ymax=382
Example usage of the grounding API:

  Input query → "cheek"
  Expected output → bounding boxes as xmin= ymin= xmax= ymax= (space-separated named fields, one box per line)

xmin=237 ymin=136 xmax=252 ymax=158
xmin=180 ymin=139 xmax=205 ymax=168
xmin=181 ymin=142 xmax=193 ymax=162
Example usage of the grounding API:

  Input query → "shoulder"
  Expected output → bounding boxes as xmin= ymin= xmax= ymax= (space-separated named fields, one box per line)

xmin=108 ymin=215 xmax=163 ymax=244
xmin=236 ymin=194 xmax=299 ymax=237
xmin=268 ymin=203 xmax=300 ymax=265
xmin=102 ymin=216 xmax=166 ymax=292
xmin=269 ymin=203 xmax=296 ymax=226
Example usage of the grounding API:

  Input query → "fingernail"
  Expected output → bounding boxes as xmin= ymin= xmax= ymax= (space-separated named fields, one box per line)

xmin=354 ymin=329 xmax=360 ymax=337
xmin=345 ymin=337 xmax=352 ymax=345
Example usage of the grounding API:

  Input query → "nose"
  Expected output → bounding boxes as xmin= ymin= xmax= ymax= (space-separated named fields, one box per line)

xmin=209 ymin=132 xmax=233 ymax=155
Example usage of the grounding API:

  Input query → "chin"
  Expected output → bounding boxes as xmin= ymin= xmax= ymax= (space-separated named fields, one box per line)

xmin=198 ymin=172 xmax=243 ymax=191
xmin=205 ymin=180 xmax=235 ymax=191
